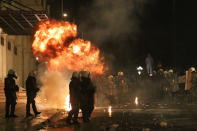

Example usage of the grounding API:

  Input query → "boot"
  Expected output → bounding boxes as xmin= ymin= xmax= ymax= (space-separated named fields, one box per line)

xmin=5 ymin=114 xmax=9 ymax=118
xmin=10 ymin=114 xmax=18 ymax=118
xmin=35 ymin=112 xmax=41 ymax=116
xmin=66 ymin=117 xmax=72 ymax=125
xmin=73 ymin=117 xmax=80 ymax=125
xmin=26 ymin=113 xmax=34 ymax=117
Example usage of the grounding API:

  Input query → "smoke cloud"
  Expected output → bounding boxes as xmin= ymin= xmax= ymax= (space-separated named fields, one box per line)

xmin=36 ymin=71 xmax=72 ymax=109
xmin=79 ymin=0 xmax=152 ymax=44
xmin=78 ymin=0 xmax=154 ymax=72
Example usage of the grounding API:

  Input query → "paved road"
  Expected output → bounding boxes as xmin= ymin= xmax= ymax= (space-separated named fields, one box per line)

xmin=1 ymin=103 xmax=197 ymax=131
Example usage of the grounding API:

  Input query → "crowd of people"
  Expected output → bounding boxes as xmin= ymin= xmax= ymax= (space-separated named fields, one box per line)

xmin=66 ymin=71 xmax=96 ymax=124
xmin=3 ymin=69 xmax=96 ymax=125
xmin=3 ymin=56 xmax=197 ymax=124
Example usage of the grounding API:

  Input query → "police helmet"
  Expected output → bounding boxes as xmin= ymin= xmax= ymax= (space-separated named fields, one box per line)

xmin=168 ymin=69 xmax=173 ymax=73
xmin=8 ymin=69 xmax=15 ymax=76
xmin=118 ymin=71 xmax=124 ymax=76
xmin=108 ymin=75 xmax=113 ymax=79
xmin=81 ymin=71 xmax=90 ymax=78
xmin=29 ymin=71 xmax=35 ymax=77
xmin=190 ymin=67 xmax=196 ymax=72
xmin=72 ymin=72 xmax=79 ymax=78
xmin=163 ymin=71 xmax=168 ymax=74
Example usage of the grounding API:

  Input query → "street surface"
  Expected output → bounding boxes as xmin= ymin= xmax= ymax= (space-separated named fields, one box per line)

xmin=1 ymin=102 xmax=197 ymax=131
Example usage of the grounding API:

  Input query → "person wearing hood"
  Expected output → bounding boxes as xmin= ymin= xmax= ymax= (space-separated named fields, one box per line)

xmin=4 ymin=69 xmax=19 ymax=118
xmin=26 ymin=71 xmax=41 ymax=117
xmin=66 ymin=72 xmax=81 ymax=124
xmin=80 ymin=71 xmax=96 ymax=122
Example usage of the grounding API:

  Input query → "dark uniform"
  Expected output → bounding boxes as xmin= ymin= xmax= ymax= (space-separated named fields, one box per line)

xmin=4 ymin=70 xmax=19 ymax=118
xmin=66 ymin=74 xmax=81 ymax=124
xmin=80 ymin=76 xmax=96 ymax=122
xmin=26 ymin=74 xmax=40 ymax=117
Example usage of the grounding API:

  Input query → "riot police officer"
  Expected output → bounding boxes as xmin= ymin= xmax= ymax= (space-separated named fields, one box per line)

xmin=80 ymin=71 xmax=96 ymax=122
xmin=26 ymin=71 xmax=41 ymax=117
xmin=66 ymin=72 xmax=81 ymax=124
xmin=4 ymin=69 xmax=19 ymax=118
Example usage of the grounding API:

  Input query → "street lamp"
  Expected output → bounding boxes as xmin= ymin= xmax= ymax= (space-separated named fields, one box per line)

xmin=137 ymin=66 xmax=143 ymax=75
xmin=63 ymin=13 xmax=68 ymax=17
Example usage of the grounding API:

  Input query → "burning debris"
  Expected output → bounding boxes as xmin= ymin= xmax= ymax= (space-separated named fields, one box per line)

xmin=108 ymin=105 xmax=112 ymax=117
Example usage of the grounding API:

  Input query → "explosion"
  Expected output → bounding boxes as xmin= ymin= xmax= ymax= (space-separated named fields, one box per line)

xmin=32 ymin=20 xmax=105 ymax=110
xmin=32 ymin=20 xmax=104 ymax=74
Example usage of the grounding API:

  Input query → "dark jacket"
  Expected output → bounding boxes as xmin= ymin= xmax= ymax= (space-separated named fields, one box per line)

xmin=69 ymin=77 xmax=81 ymax=103
xmin=4 ymin=75 xmax=19 ymax=99
xmin=26 ymin=76 xmax=39 ymax=98
xmin=80 ymin=77 xmax=96 ymax=104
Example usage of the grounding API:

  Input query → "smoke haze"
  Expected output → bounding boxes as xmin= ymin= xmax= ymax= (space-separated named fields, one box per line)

xmin=78 ymin=0 xmax=154 ymax=72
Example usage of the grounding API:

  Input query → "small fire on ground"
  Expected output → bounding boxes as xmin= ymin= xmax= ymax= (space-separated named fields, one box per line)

xmin=135 ymin=97 xmax=138 ymax=105
xmin=108 ymin=105 xmax=112 ymax=117
xmin=65 ymin=95 xmax=72 ymax=111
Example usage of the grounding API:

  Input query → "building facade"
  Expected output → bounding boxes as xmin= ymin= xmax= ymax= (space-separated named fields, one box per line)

xmin=0 ymin=0 xmax=48 ymax=88
xmin=0 ymin=32 xmax=37 ymax=88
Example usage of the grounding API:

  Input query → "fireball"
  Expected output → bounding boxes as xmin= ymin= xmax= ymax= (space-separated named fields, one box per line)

xmin=32 ymin=20 xmax=104 ymax=74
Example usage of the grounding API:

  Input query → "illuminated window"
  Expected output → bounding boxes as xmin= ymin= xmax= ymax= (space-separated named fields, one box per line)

xmin=1 ymin=37 xmax=4 ymax=46
xmin=8 ymin=42 xmax=11 ymax=50
xmin=14 ymin=46 xmax=17 ymax=55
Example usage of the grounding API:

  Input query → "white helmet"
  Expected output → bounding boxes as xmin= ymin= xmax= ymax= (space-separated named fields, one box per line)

xmin=72 ymin=72 xmax=79 ymax=78
xmin=108 ymin=75 xmax=113 ymax=80
xmin=81 ymin=71 xmax=90 ymax=78
xmin=168 ymin=69 xmax=173 ymax=73
xmin=190 ymin=67 xmax=196 ymax=72
xmin=118 ymin=71 xmax=124 ymax=76
xmin=159 ymin=69 xmax=164 ymax=72
xmin=164 ymin=71 xmax=168 ymax=74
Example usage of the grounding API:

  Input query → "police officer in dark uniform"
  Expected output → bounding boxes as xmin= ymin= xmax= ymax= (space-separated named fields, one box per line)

xmin=4 ymin=69 xmax=19 ymax=118
xmin=26 ymin=71 xmax=41 ymax=117
xmin=66 ymin=72 xmax=81 ymax=124
xmin=80 ymin=71 xmax=96 ymax=122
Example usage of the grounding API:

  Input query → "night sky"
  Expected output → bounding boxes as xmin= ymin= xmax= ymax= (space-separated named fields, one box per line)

xmin=48 ymin=0 xmax=197 ymax=73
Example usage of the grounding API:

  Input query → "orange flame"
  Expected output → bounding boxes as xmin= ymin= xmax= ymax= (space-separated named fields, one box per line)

xmin=32 ymin=20 xmax=104 ymax=74
xmin=65 ymin=95 xmax=72 ymax=111
xmin=135 ymin=97 xmax=138 ymax=105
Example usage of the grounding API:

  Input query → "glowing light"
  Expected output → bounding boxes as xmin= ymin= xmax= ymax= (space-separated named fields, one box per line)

xmin=63 ymin=13 xmax=68 ymax=17
xmin=73 ymin=45 xmax=80 ymax=54
xmin=108 ymin=105 xmax=112 ymax=117
xmin=137 ymin=66 xmax=143 ymax=75
xmin=36 ymin=57 xmax=39 ymax=61
xmin=137 ymin=66 xmax=143 ymax=71
xmin=65 ymin=95 xmax=72 ymax=111
xmin=32 ymin=20 xmax=104 ymax=74
xmin=135 ymin=97 xmax=138 ymax=105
